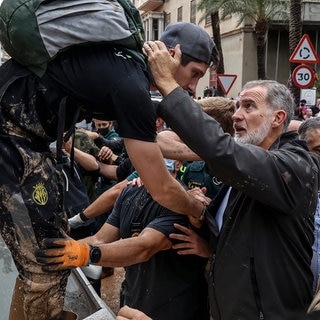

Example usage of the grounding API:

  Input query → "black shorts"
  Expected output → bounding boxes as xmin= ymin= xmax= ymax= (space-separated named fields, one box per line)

xmin=44 ymin=45 xmax=157 ymax=142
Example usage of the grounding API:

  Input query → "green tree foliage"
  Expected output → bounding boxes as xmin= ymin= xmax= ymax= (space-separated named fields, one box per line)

xmin=197 ymin=0 xmax=289 ymax=80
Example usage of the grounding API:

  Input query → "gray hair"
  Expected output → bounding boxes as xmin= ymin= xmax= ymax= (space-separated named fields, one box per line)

xmin=298 ymin=117 xmax=320 ymax=140
xmin=242 ymin=80 xmax=294 ymax=131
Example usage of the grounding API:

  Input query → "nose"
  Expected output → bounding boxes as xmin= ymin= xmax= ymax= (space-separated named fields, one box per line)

xmin=232 ymin=107 xmax=244 ymax=121
xmin=187 ymin=85 xmax=196 ymax=97
xmin=186 ymin=79 xmax=199 ymax=97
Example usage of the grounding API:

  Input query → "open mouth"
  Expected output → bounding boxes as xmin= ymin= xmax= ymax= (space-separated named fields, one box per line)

xmin=234 ymin=125 xmax=246 ymax=135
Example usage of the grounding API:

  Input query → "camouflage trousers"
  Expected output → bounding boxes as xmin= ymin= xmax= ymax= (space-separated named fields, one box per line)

xmin=0 ymin=134 xmax=70 ymax=319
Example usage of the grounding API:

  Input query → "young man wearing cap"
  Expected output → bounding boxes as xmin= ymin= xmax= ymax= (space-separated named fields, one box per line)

xmin=0 ymin=22 xmax=216 ymax=319
xmin=144 ymin=41 xmax=319 ymax=319
xmin=157 ymin=22 xmax=217 ymax=97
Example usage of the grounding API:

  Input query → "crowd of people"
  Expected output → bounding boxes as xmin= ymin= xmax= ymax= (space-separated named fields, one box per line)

xmin=0 ymin=14 xmax=320 ymax=320
xmin=294 ymin=98 xmax=320 ymax=121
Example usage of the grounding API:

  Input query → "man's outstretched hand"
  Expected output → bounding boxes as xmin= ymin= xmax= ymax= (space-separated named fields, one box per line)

xmin=35 ymin=238 xmax=90 ymax=272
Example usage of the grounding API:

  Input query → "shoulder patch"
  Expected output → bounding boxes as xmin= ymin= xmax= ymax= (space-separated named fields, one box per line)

xmin=32 ymin=182 xmax=48 ymax=205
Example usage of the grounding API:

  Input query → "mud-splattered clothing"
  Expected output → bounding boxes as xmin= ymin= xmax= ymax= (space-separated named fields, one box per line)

xmin=0 ymin=59 xmax=70 ymax=319
xmin=158 ymin=87 xmax=320 ymax=320
xmin=0 ymin=135 xmax=70 ymax=319
xmin=0 ymin=45 xmax=155 ymax=319
xmin=74 ymin=130 xmax=101 ymax=158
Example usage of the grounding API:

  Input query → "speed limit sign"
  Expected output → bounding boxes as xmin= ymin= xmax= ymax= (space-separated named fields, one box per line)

xmin=292 ymin=64 xmax=315 ymax=88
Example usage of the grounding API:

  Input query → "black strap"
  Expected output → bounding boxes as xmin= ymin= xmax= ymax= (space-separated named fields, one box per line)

xmin=56 ymin=97 xmax=81 ymax=173
xmin=64 ymin=106 xmax=80 ymax=176
xmin=56 ymin=96 xmax=67 ymax=171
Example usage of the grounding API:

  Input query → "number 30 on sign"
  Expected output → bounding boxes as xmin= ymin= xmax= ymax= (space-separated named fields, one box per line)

xmin=292 ymin=64 xmax=315 ymax=89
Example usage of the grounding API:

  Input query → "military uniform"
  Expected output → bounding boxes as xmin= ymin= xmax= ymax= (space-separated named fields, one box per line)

xmin=182 ymin=161 xmax=222 ymax=199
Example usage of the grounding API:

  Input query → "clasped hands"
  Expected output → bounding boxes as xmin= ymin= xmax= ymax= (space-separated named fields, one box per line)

xmin=35 ymin=238 xmax=90 ymax=272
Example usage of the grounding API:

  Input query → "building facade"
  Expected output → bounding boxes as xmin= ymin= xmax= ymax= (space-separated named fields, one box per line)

xmin=134 ymin=0 xmax=320 ymax=99
xmin=1 ymin=1 xmax=319 ymax=98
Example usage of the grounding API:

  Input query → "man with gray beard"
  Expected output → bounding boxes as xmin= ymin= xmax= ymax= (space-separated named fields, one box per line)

xmin=143 ymin=39 xmax=319 ymax=320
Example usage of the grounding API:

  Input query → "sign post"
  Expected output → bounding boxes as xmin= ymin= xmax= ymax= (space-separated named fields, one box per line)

xmin=289 ymin=34 xmax=319 ymax=91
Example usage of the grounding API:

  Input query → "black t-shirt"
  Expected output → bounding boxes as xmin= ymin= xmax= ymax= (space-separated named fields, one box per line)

xmin=107 ymin=185 xmax=209 ymax=320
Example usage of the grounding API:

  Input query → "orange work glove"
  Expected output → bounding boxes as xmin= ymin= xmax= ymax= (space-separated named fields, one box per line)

xmin=35 ymin=238 xmax=90 ymax=272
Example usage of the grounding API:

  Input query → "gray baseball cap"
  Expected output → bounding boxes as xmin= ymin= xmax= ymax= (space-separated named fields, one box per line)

xmin=160 ymin=22 xmax=216 ymax=65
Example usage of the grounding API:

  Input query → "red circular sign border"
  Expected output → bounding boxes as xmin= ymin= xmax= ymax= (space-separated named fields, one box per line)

xmin=292 ymin=64 xmax=315 ymax=89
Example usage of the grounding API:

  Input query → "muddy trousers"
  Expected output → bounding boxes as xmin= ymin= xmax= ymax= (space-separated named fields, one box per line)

xmin=0 ymin=135 xmax=70 ymax=319
xmin=9 ymin=276 xmax=78 ymax=320
xmin=9 ymin=277 xmax=78 ymax=320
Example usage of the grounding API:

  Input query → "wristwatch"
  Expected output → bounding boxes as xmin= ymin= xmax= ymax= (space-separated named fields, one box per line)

xmin=89 ymin=246 xmax=102 ymax=264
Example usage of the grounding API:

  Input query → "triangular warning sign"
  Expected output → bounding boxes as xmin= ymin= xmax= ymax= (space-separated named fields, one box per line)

xmin=217 ymin=74 xmax=237 ymax=95
xmin=289 ymin=34 xmax=319 ymax=64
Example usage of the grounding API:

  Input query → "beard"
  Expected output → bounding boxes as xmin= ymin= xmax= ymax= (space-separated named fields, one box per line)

xmin=234 ymin=118 xmax=272 ymax=146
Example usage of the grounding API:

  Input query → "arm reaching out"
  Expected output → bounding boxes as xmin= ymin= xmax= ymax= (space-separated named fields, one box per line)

xmin=36 ymin=226 xmax=171 ymax=270
xmin=157 ymin=133 xmax=201 ymax=161
xmin=35 ymin=238 xmax=90 ymax=271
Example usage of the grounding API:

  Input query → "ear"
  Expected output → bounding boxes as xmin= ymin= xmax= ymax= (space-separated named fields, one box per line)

xmin=168 ymin=48 xmax=175 ymax=57
xmin=175 ymin=160 xmax=182 ymax=172
xmin=272 ymin=110 xmax=287 ymax=128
